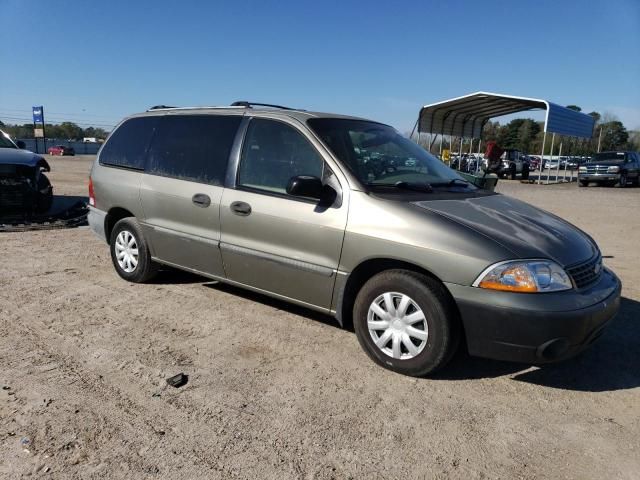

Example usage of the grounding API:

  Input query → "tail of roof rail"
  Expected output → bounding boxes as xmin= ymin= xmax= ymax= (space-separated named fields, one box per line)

xmin=231 ymin=101 xmax=304 ymax=111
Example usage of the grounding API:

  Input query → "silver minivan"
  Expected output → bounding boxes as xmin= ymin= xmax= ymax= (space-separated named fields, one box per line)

xmin=88 ymin=102 xmax=621 ymax=376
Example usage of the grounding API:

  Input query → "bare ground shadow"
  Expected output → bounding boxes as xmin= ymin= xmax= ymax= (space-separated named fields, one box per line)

xmin=0 ymin=195 xmax=87 ymax=221
xmin=203 ymin=282 xmax=342 ymax=330
xmin=156 ymin=269 xmax=639 ymax=391
xmin=149 ymin=268 xmax=208 ymax=285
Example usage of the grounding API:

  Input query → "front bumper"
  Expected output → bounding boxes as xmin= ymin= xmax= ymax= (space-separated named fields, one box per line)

xmin=579 ymin=173 xmax=620 ymax=181
xmin=445 ymin=268 xmax=621 ymax=363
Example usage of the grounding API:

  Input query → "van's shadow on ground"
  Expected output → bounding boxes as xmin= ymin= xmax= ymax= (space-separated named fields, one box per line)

xmin=159 ymin=268 xmax=639 ymax=393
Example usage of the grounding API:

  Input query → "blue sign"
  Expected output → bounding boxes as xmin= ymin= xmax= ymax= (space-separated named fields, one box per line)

xmin=32 ymin=106 xmax=44 ymax=124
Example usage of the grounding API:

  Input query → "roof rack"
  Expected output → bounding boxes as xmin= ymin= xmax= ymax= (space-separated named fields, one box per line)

xmin=148 ymin=105 xmax=176 ymax=110
xmin=230 ymin=101 xmax=301 ymax=111
xmin=146 ymin=105 xmax=246 ymax=112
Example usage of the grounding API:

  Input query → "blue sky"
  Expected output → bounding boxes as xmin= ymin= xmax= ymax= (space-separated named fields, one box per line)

xmin=1 ymin=0 xmax=639 ymax=131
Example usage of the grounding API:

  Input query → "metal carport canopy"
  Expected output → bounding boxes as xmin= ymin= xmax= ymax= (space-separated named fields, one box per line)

xmin=418 ymin=91 xmax=595 ymax=139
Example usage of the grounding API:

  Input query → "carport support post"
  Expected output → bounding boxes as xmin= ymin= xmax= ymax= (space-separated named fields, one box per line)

xmin=439 ymin=134 xmax=443 ymax=158
xmin=556 ymin=140 xmax=562 ymax=182
xmin=477 ymin=139 xmax=482 ymax=173
xmin=538 ymin=131 xmax=547 ymax=184
xmin=561 ymin=141 xmax=569 ymax=182
xmin=546 ymin=133 xmax=555 ymax=185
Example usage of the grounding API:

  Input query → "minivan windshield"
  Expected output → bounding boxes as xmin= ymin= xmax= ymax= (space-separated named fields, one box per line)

xmin=307 ymin=118 xmax=470 ymax=190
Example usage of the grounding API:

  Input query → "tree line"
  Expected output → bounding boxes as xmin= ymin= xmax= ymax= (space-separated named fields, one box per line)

xmin=0 ymin=120 xmax=109 ymax=141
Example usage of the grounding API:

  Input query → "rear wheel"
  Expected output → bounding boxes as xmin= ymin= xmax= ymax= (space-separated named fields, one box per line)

xmin=353 ymin=270 xmax=460 ymax=377
xmin=110 ymin=217 xmax=158 ymax=283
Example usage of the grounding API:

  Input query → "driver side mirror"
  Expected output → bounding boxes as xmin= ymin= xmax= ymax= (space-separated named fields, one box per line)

xmin=286 ymin=175 xmax=324 ymax=199
xmin=16 ymin=140 xmax=26 ymax=149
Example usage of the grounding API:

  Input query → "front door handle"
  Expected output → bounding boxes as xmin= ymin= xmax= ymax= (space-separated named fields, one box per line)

xmin=192 ymin=193 xmax=211 ymax=208
xmin=230 ymin=201 xmax=252 ymax=216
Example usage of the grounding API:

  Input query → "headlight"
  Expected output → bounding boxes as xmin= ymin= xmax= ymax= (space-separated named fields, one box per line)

xmin=607 ymin=166 xmax=620 ymax=173
xmin=578 ymin=166 xmax=587 ymax=172
xmin=473 ymin=260 xmax=572 ymax=293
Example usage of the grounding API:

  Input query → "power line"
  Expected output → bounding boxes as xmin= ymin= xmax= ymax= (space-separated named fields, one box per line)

xmin=0 ymin=114 xmax=115 ymax=129
xmin=0 ymin=106 xmax=122 ymax=121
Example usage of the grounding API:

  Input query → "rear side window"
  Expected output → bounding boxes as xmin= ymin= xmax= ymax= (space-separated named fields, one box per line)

xmin=99 ymin=117 xmax=158 ymax=170
xmin=146 ymin=115 xmax=241 ymax=186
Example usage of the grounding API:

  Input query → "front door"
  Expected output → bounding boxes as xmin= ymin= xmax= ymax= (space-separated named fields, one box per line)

xmin=139 ymin=114 xmax=242 ymax=277
xmin=220 ymin=118 xmax=348 ymax=309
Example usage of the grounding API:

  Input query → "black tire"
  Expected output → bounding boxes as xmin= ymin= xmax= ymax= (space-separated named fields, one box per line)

xmin=521 ymin=166 xmax=530 ymax=180
xmin=618 ymin=173 xmax=628 ymax=188
xmin=35 ymin=174 xmax=53 ymax=213
xmin=353 ymin=270 xmax=460 ymax=377
xmin=509 ymin=164 xmax=517 ymax=180
xmin=109 ymin=217 xmax=158 ymax=283
xmin=579 ymin=181 xmax=589 ymax=187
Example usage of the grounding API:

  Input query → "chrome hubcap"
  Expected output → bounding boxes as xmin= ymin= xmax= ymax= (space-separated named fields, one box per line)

xmin=115 ymin=230 xmax=139 ymax=273
xmin=367 ymin=292 xmax=428 ymax=360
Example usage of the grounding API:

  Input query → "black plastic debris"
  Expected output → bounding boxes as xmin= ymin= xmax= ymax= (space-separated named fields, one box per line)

xmin=166 ymin=373 xmax=188 ymax=388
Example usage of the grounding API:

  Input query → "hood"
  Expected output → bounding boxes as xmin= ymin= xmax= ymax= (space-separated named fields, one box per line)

xmin=586 ymin=161 xmax=625 ymax=167
xmin=412 ymin=194 xmax=596 ymax=267
xmin=0 ymin=148 xmax=50 ymax=171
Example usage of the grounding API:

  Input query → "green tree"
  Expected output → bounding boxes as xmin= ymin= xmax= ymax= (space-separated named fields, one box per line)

xmin=597 ymin=121 xmax=629 ymax=151
xmin=628 ymin=131 xmax=640 ymax=151
xmin=516 ymin=119 xmax=540 ymax=153
xmin=58 ymin=122 xmax=84 ymax=140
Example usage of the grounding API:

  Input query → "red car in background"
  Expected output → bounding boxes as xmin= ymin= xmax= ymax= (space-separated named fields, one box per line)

xmin=48 ymin=145 xmax=75 ymax=156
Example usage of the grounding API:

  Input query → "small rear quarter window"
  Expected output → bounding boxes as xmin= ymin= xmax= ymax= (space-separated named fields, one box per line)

xmin=99 ymin=117 xmax=158 ymax=170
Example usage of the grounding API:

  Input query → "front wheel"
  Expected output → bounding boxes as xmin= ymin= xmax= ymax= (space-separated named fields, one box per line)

xmin=35 ymin=174 xmax=53 ymax=213
xmin=618 ymin=173 xmax=628 ymax=188
xmin=109 ymin=217 xmax=158 ymax=283
xmin=579 ymin=180 xmax=589 ymax=187
xmin=353 ymin=270 xmax=460 ymax=377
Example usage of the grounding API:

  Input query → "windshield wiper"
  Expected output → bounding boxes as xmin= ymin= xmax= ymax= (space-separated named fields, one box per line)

xmin=429 ymin=178 xmax=472 ymax=188
xmin=366 ymin=181 xmax=433 ymax=192
xmin=393 ymin=181 xmax=433 ymax=192
xmin=447 ymin=178 xmax=471 ymax=187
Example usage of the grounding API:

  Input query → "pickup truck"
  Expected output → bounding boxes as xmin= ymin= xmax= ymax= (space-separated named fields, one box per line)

xmin=498 ymin=149 xmax=530 ymax=180
xmin=578 ymin=151 xmax=640 ymax=187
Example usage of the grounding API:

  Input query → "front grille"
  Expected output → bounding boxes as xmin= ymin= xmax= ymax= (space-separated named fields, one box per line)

xmin=585 ymin=165 xmax=609 ymax=174
xmin=0 ymin=178 xmax=34 ymax=211
xmin=566 ymin=254 xmax=603 ymax=290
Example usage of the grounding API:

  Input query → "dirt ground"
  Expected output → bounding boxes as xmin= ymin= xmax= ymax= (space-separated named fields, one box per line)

xmin=1 ymin=156 xmax=639 ymax=479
